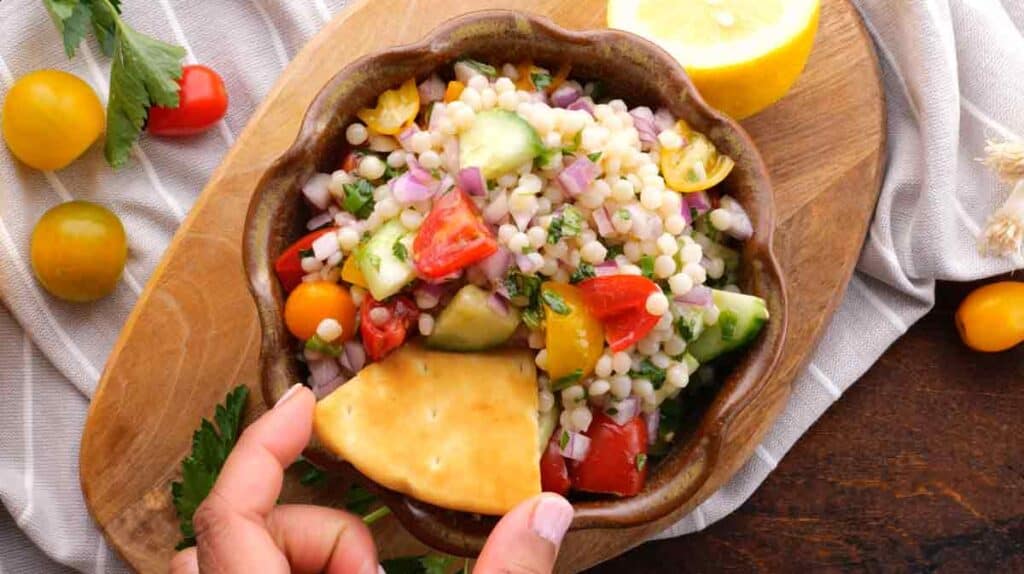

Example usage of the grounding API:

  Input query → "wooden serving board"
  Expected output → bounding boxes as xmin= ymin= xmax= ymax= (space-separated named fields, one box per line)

xmin=80 ymin=0 xmax=884 ymax=572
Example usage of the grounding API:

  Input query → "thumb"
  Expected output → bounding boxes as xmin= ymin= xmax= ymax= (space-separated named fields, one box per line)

xmin=474 ymin=494 xmax=574 ymax=574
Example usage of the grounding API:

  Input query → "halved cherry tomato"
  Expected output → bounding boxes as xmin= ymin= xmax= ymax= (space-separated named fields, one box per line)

xmin=577 ymin=276 xmax=660 ymax=319
xmin=413 ymin=187 xmax=498 ymax=279
xmin=543 ymin=282 xmax=605 ymax=379
xmin=356 ymin=78 xmax=420 ymax=135
xmin=570 ymin=412 xmax=648 ymax=497
xmin=661 ymin=120 xmax=734 ymax=193
xmin=360 ymin=295 xmax=419 ymax=361
xmin=603 ymin=311 xmax=660 ymax=353
xmin=540 ymin=436 xmax=571 ymax=496
xmin=284 ymin=281 xmax=357 ymax=342
xmin=148 ymin=65 xmax=228 ymax=136
xmin=443 ymin=81 xmax=465 ymax=103
xmin=340 ymin=150 xmax=360 ymax=172
xmin=274 ymin=227 xmax=336 ymax=293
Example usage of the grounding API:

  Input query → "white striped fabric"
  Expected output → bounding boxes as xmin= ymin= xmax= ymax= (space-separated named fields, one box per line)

xmin=0 ymin=1 xmax=1021 ymax=571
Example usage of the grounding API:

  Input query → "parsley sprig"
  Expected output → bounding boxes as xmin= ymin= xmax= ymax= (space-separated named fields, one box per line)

xmin=45 ymin=0 xmax=187 ymax=168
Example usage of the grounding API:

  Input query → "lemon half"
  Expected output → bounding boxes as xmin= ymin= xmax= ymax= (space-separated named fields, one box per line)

xmin=608 ymin=0 xmax=820 ymax=119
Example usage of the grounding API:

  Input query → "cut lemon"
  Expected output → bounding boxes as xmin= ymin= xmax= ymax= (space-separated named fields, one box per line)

xmin=608 ymin=0 xmax=820 ymax=119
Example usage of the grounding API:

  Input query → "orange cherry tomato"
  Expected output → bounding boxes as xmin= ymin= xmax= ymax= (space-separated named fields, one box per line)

xmin=443 ymin=81 xmax=465 ymax=103
xmin=661 ymin=120 xmax=735 ymax=193
xmin=147 ymin=65 xmax=228 ymax=136
xmin=955 ymin=281 xmax=1024 ymax=352
xmin=284 ymin=281 xmax=357 ymax=342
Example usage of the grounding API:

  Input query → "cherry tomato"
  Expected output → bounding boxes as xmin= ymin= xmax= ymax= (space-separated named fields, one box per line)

xmin=284 ymin=281 xmax=357 ymax=342
xmin=356 ymin=78 xmax=419 ymax=135
xmin=147 ymin=65 xmax=228 ymax=136
xmin=360 ymin=295 xmax=419 ymax=361
xmin=578 ymin=276 xmax=660 ymax=351
xmin=540 ymin=436 xmax=571 ymax=496
xmin=661 ymin=121 xmax=734 ymax=193
xmin=2 ymin=70 xmax=104 ymax=171
xmin=340 ymin=150 xmax=360 ymax=172
xmin=443 ymin=81 xmax=465 ymax=103
xmin=569 ymin=412 xmax=648 ymax=497
xmin=274 ymin=227 xmax=336 ymax=293
xmin=543 ymin=282 xmax=605 ymax=379
xmin=30 ymin=201 xmax=126 ymax=302
xmin=413 ymin=187 xmax=498 ymax=279
xmin=956 ymin=281 xmax=1024 ymax=352
xmin=603 ymin=311 xmax=660 ymax=352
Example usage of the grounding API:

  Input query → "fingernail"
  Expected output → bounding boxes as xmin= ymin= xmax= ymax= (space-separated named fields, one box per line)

xmin=274 ymin=384 xmax=303 ymax=408
xmin=378 ymin=565 xmax=386 ymax=574
xmin=530 ymin=495 xmax=574 ymax=545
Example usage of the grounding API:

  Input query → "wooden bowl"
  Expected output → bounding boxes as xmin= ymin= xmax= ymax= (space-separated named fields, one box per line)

xmin=243 ymin=10 xmax=787 ymax=557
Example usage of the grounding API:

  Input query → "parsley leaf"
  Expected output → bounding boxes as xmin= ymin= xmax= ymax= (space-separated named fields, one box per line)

xmin=298 ymin=248 xmax=314 ymax=259
xmin=381 ymin=554 xmax=456 ymax=574
xmin=606 ymin=244 xmax=625 ymax=259
xmin=630 ymin=358 xmax=667 ymax=390
xmin=638 ymin=255 xmax=655 ymax=278
xmin=635 ymin=453 xmax=648 ymax=472
xmin=43 ymin=0 xmax=93 ymax=57
xmin=616 ymin=208 xmax=631 ymax=220
xmin=342 ymin=179 xmax=376 ymax=219
xmin=345 ymin=484 xmax=379 ymax=515
xmin=531 ymin=71 xmax=552 ymax=91
xmin=547 ymin=206 xmax=584 ymax=244
xmin=674 ymin=309 xmax=705 ymax=342
xmin=587 ymin=151 xmax=603 ymax=162
xmin=541 ymin=290 xmax=571 ymax=315
xmin=551 ymin=369 xmax=584 ymax=391
xmin=172 ymin=385 xmax=249 ymax=549
xmin=392 ymin=240 xmax=409 ymax=262
xmin=570 ymin=262 xmax=595 ymax=284
xmin=459 ymin=58 xmax=497 ymax=78
xmin=305 ymin=334 xmax=341 ymax=357
xmin=504 ymin=271 xmax=542 ymax=303
xmin=382 ymin=164 xmax=406 ymax=181
xmin=719 ymin=309 xmax=739 ymax=341
xmin=290 ymin=457 xmax=327 ymax=486
xmin=522 ymin=307 xmax=543 ymax=329
xmin=559 ymin=429 xmax=570 ymax=450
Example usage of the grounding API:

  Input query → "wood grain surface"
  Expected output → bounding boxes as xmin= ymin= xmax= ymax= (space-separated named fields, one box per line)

xmin=78 ymin=0 xmax=884 ymax=572
xmin=594 ymin=278 xmax=1024 ymax=573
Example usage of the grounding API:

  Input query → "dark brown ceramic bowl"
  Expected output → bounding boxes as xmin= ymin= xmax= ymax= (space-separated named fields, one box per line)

xmin=244 ymin=10 xmax=787 ymax=557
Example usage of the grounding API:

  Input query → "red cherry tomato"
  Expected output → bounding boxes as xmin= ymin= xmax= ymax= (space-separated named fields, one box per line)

xmin=360 ymin=295 xmax=419 ymax=361
xmin=577 ymin=276 xmax=660 ymax=351
xmin=570 ymin=412 xmax=648 ymax=497
xmin=273 ymin=227 xmax=335 ymax=293
xmin=413 ymin=187 xmax=498 ymax=279
xmin=340 ymin=150 xmax=360 ymax=172
xmin=540 ymin=436 xmax=571 ymax=496
xmin=148 ymin=65 xmax=228 ymax=136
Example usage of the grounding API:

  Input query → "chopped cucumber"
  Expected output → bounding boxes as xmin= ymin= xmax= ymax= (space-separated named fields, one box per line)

xmin=537 ymin=406 xmax=559 ymax=457
xmin=459 ymin=110 xmax=543 ymax=179
xmin=687 ymin=289 xmax=769 ymax=363
xmin=357 ymin=219 xmax=416 ymax=300
xmin=426 ymin=284 xmax=521 ymax=351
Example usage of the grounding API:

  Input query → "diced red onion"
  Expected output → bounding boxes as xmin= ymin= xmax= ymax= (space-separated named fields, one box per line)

xmin=720 ymin=196 xmax=753 ymax=241
xmin=309 ymin=357 xmax=341 ymax=390
xmin=474 ymin=247 xmax=512 ymax=282
xmin=686 ymin=190 xmax=712 ymax=214
xmin=391 ymin=171 xmax=435 ymax=203
xmin=592 ymin=207 xmax=614 ymax=236
xmin=312 ymin=375 xmax=345 ymax=399
xmin=399 ymin=124 xmax=420 ymax=149
xmin=567 ymin=97 xmax=595 ymax=115
xmin=341 ymin=341 xmax=366 ymax=373
xmin=302 ymin=173 xmax=332 ymax=210
xmin=556 ymin=157 xmax=599 ymax=197
xmin=653 ymin=107 xmax=675 ymax=132
xmin=675 ymin=285 xmax=713 ymax=306
xmin=424 ymin=270 xmax=462 ymax=284
xmin=487 ymin=292 xmax=511 ymax=316
xmin=418 ymin=74 xmax=445 ymax=104
xmin=457 ymin=167 xmax=486 ymax=197
xmin=630 ymin=107 xmax=658 ymax=150
xmin=644 ymin=410 xmax=660 ymax=445
xmin=608 ymin=397 xmax=640 ymax=426
xmin=551 ymin=83 xmax=582 ymax=108
xmin=483 ymin=191 xmax=510 ymax=224
xmin=307 ymin=210 xmax=334 ymax=231
xmin=594 ymin=260 xmax=618 ymax=277
xmin=407 ymin=158 xmax=435 ymax=186
xmin=559 ymin=430 xmax=591 ymax=461
xmin=311 ymin=231 xmax=339 ymax=260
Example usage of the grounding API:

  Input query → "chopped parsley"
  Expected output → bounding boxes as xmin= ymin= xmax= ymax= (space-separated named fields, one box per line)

xmin=382 ymin=164 xmax=406 ymax=180
xmin=674 ymin=311 xmax=704 ymax=342
xmin=292 ymin=457 xmax=327 ymax=486
xmin=459 ymin=58 xmax=497 ymax=78
xmin=531 ymin=71 xmax=552 ymax=91
xmin=559 ymin=429 xmax=570 ymax=449
xmin=522 ymin=307 xmax=543 ymax=329
xmin=392 ymin=241 xmax=409 ymax=262
xmin=547 ymin=206 xmax=584 ymax=244
xmin=305 ymin=334 xmax=341 ymax=357
xmin=381 ymin=554 xmax=458 ymax=574
xmin=606 ymin=407 xmax=618 ymax=416
xmin=587 ymin=151 xmax=603 ymax=162
xmin=541 ymin=290 xmax=571 ymax=315
xmin=341 ymin=179 xmax=375 ymax=219
xmin=638 ymin=254 xmax=656 ymax=278
xmin=551 ymin=369 xmax=584 ymax=391
xmin=629 ymin=358 xmax=667 ymax=390
xmin=344 ymin=484 xmax=380 ymax=515
xmin=298 ymin=248 xmax=314 ymax=259
xmin=606 ymin=243 xmax=625 ymax=259
xmin=570 ymin=262 xmax=596 ymax=284
xmin=504 ymin=271 xmax=542 ymax=303
xmin=536 ymin=132 xmax=583 ymax=168
xmin=719 ymin=309 xmax=739 ymax=341
xmin=635 ymin=453 xmax=648 ymax=472
xmin=616 ymin=208 xmax=631 ymax=221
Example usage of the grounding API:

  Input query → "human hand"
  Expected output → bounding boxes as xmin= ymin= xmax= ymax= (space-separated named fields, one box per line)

xmin=170 ymin=384 xmax=574 ymax=574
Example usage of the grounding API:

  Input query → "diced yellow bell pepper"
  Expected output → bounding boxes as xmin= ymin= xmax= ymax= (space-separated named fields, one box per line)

xmin=356 ymin=78 xmax=420 ymax=135
xmin=444 ymin=81 xmax=465 ymax=103
xmin=542 ymin=282 xmax=605 ymax=380
xmin=341 ymin=254 xmax=368 ymax=288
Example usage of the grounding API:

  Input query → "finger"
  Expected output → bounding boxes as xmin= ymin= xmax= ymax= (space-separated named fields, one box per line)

xmin=474 ymin=494 xmax=573 ymax=574
xmin=266 ymin=504 xmax=379 ymax=574
xmin=169 ymin=547 xmax=199 ymax=574
xmin=191 ymin=385 xmax=316 ymax=573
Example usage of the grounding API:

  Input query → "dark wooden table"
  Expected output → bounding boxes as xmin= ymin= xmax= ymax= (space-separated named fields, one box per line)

xmin=593 ymin=279 xmax=1024 ymax=573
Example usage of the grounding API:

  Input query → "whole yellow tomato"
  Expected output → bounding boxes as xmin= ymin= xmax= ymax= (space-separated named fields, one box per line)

xmin=956 ymin=281 xmax=1024 ymax=352
xmin=543 ymin=282 xmax=605 ymax=380
xmin=2 ymin=70 xmax=105 ymax=171
xmin=31 ymin=201 xmax=127 ymax=302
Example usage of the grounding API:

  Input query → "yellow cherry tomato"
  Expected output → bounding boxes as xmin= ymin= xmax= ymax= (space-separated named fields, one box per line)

xmin=284 ymin=281 xmax=357 ymax=342
xmin=30 ymin=201 xmax=126 ymax=302
xmin=661 ymin=120 xmax=735 ymax=193
xmin=340 ymin=254 xmax=368 ymax=288
xmin=955 ymin=281 xmax=1024 ymax=352
xmin=543 ymin=282 xmax=605 ymax=380
xmin=2 ymin=70 xmax=104 ymax=171
xmin=356 ymin=78 xmax=419 ymax=135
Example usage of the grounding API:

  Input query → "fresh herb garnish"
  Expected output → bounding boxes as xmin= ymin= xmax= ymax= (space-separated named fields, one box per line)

xmin=536 ymin=132 xmax=583 ymax=168
xmin=344 ymin=484 xmax=379 ymax=515
xmin=570 ymin=262 xmax=596 ymax=284
xmin=719 ymin=309 xmax=739 ymax=341
xmin=638 ymin=255 xmax=655 ymax=278
xmin=587 ymin=151 xmax=603 ymax=163
xmin=541 ymin=290 xmax=571 ymax=315
xmin=392 ymin=240 xmax=409 ymax=262
xmin=565 ymin=131 xmax=583 ymax=153
xmin=630 ymin=358 xmax=667 ymax=390
xmin=342 ymin=179 xmax=376 ymax=219
xmin=305 ymin=334 xmax=341 ymax=357
xmin=531 ymin=71 xmax=552 ymax=91
xmin=380 ymin=554 xmax=456 ymax=574
xmin=547 ymin=205 xmax=584 ymax=244
xmin=522 ymin=307 xmax=543 ymax=329
xmin=606 ymin=244 xmax=625 ymax=259
xmin=382 ymin=164 xmax=406 ymax=181
xmin=291 ymin=457 xmax=327 ymax=486
xmin=551 ymin=369 xmax=584 ymax=391
xmin=674 ymin=310 xmax=704 ymax=342
xmin=616 ymin=208 xmax=631 ymax=220
xmin=486 ymin=179 xmax=498 ymax=191
xmin=171 ymin=385 xmax=249 ymax=549
xmin=504 ymin=271 xmax=542 ymax=303
xmin=559 ymin=429 xmax=570 ymax=450
xmin=46 ymin=0 xmax=187 ymax=168
xmin=635 ymin=453 xmax=648 ymax=472
xmin=298 ymin=248 xmax=314 ymax=259
xmin=606 ymin=407 xmax=618 ymax=416
xmin=459 ymin=58 xmax=497 ymax=78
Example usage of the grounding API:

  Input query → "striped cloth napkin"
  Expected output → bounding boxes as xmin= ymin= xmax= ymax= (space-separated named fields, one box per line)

xmin=1 ymin=1 xmax=1021 ymax=571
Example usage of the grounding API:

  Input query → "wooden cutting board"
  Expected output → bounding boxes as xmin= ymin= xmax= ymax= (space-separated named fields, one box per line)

xmin=79 ymin=0 xmax=884 ymax=572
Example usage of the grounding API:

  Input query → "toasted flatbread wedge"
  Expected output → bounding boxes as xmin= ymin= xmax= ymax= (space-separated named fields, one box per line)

xmin=314 ymin=343 xmax=540 ymax=515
